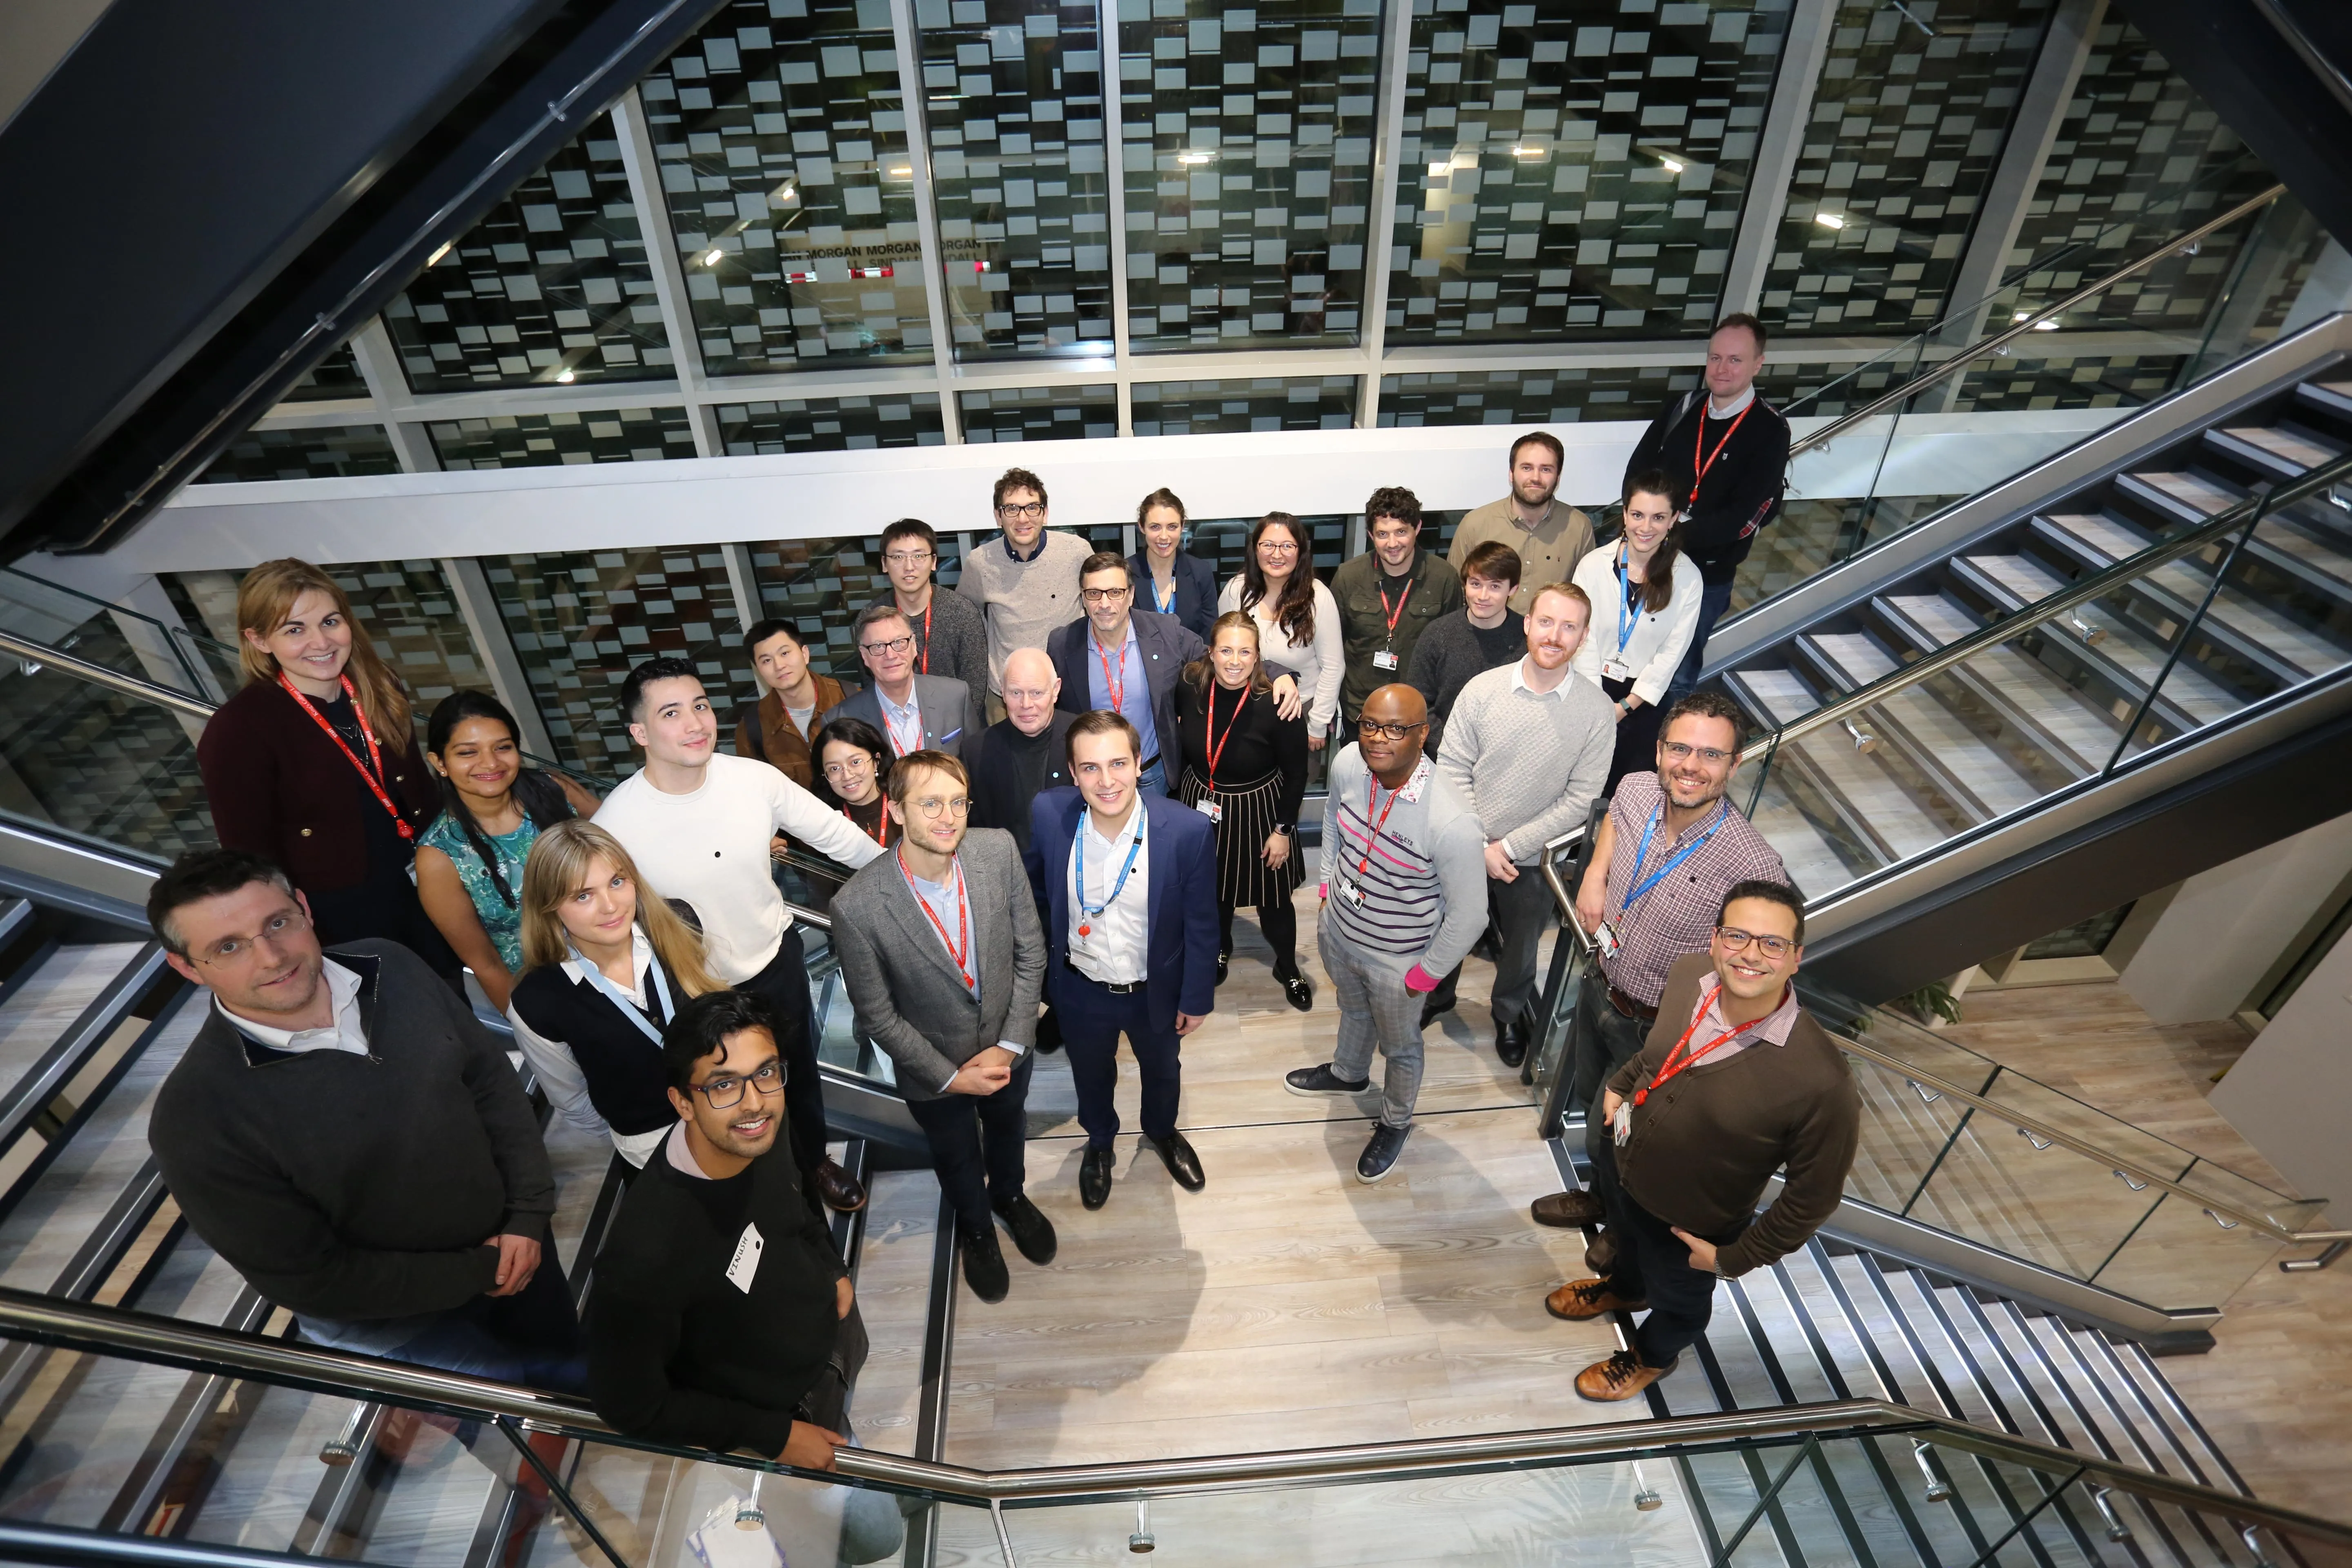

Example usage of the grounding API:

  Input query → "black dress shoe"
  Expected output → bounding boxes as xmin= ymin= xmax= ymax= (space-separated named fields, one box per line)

xmin=1079 ymin=1146 xmax=1114 ymax=1210
xmin=1149 ymin=1131 xmax=1206 ymax=1191
xmin=1281 ymin=973 xmax=1314 ymax=1012
xmin=993 ymin=1194 xmax=1058 ymax=1266
xmin=1495 ymin=1021 xmax=1528 ymax=1069
xmin=960 ymin=1227 xmax=1009 ymax=1303
xmin=1216 ymin=950 xmax=1230 ymax=985
xmin=813 ymin=1158 xmax=868 ymax=1213
xmin=1419 ymin=996 xmax=1453 ymax=1032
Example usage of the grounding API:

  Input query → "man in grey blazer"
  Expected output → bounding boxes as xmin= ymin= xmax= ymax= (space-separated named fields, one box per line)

xmin=823 ymin=602 xmax=972 ymax=760
xmin=829 ymin=749 xmax=1052 ymax=1304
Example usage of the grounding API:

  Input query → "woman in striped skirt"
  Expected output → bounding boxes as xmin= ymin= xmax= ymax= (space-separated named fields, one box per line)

xmin=1176 ymin=612 xmax=1312 ymax=1011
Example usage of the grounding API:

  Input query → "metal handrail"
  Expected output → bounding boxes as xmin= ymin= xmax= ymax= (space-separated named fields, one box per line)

xmin=0 ymin=629 xmax=218 ymax=720
xmin=0 ymin=1288 xmax=2345 ymax=1536
xmin=1787 ymin=183 xmax=2290 ymax=459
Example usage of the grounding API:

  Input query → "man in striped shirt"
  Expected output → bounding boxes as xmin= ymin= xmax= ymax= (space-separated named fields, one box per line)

xmin=1285 ymin=685 xmax=1488 ymax=1182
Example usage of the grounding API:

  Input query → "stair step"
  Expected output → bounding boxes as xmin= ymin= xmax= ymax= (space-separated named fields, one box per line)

xmin=2118 ymin=470 xmax=2246 ymax=524
xmin=2206 ymin=422 xmax=2343 ymax=479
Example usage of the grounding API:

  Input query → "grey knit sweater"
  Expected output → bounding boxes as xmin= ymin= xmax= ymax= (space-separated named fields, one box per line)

xmin=1434 ymin=659 xmax=1616 ymax=866
xmin=1410 ymin=608 xmax=1525 ymax=754
xmin=882 ymin=585 xmax=991 ymax=714
xmin=955 ymin=529 xmax=1092 ymax=690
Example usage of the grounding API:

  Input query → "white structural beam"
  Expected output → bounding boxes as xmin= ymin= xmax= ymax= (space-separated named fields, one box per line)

xmin=887 ymin=0 xmax=962 ymax=443
xmin=1098 ymin=0 xmax=1134 ymax=437
xmin=1719 ymin=0 xmax=1839 ymax=318
xmin=1355 ymin=0 xmax=1419 ymax=430
xmin=611 ymin=88 xmax=723 ymax=458
xmin=346 ymin=319 xmax=441 ymax=473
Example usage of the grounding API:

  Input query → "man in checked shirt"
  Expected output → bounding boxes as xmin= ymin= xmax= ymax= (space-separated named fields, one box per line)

xmin=1530 ymin=690 xmax=1791 ymax=1232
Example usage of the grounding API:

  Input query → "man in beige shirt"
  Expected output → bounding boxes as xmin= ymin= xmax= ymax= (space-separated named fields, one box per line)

xmin=1446 ymin=431 xmax=1595 ymax=615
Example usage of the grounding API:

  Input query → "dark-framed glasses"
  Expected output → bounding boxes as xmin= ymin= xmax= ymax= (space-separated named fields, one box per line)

xmin=1357 ymin=718 xmax=1428 ymax=742
xmin=693 ymin=1059 xmax=785 ymax=1108
xmin=1715 ymin=926 xmax=1795 ymax=960
xmin=997 ymin=502 xmax=1047 ymax=520
xmin=1081 ymin=586 xmax=1131 ymax=605
xmin=860 ymin=635 xmax=916 ymax=657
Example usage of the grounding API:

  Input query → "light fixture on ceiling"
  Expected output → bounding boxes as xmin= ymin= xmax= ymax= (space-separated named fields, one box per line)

xmin=1427 ymin=160 xmax=1450 ymax=177
xmin=889 ymin=164 xmax=912 ymax=177
xmin=426 ymin=241 xmax=453 ymax=267
xmin=1512 ymin=143 xmax=1546 ymax=158
xmin=1660 ymin=156 xmax=1685 ymax=172
xmin=2012 ymin=310 xmax=2031 ymax=322
xmin=1176 ymin=150 xmax=1214 ymax=166
xmin=555 ymin=368 xmax=576 ymax=384
xmin=704 ymin=248 xmax=725 ymax=267
xmin=1815 ymin=212 xmax=1845 ymax=229
xmin=2033 ymin=318 xmax=2060 ymax=330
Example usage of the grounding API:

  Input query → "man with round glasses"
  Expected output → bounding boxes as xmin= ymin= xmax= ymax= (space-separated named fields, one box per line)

xmin=830 ymin=751 xmax=1053 ymax=1303
xmin=1546 ymin=881 xmax=1858 ymax=1401
xmin=956 ymin=467 xmax=1091 ymax=712
xmin=823 ymin=601 xmax=971 ymax=760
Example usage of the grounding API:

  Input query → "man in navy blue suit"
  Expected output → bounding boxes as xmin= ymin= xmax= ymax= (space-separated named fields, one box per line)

xmin=1025 ymin=709 xmax=1220 ymax=1209
xmin=1045 ymin=552 xmax=1207 ymax=797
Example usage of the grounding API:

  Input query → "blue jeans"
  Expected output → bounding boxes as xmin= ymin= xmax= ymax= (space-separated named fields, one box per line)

xmin=1139 ymin=756 xmax=1167 ymax=796
xmin=1665 ymin=576 xmax=1736 ymax=706
xmin=382 ymin=1247 xmax=588 ymax=1396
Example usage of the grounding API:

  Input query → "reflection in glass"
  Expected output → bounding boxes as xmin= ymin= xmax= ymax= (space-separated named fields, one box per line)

xmin=1131 ymin=376 xmax=1356 ymax=434
xmin=918 ymin=0 xmax=1114 ymax=358
xmin=644 ymin=0 xmax=931 ymax=372
xmin=195 ymin=426 xmax=401 ymax=484
xmin=958 ymin=382 xmax=1119 ymax=441
xmin=748 ymin=535 xmax=891 ymax=685
xmin=1949 ymin=352 xmax=2190 ymax=412
xmin=429 ymin=408 xmax=699 ymax=469
xmin=0 ymin=648 xmax=215 ymax=860
xmin=382 ymin=118 xmax=670 ymax=392
xmin=1389 ymin=0 xmax=1789 ymax=342
xmin=1120 ymin=0 xmax=1384 ymax=352
xmin=716 ymin=392 xmax=945 ymax=452
xmin=1380 ymin=364 xmax=1699 ymax=426
xmin=282 ymin=341 xmax=369 ymax=402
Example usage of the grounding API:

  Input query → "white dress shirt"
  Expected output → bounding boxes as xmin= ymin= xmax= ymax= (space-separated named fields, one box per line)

xmin=908 ymin=860 xmax=1027 ymax=1060
xmin=877 ymin=683 xmax=924 ymax=757
xmin=216 ymin=959 xmax=368 ymax=1055
xmin=510 ymin=928 xmax=672 ymax=1167
xmin=1066 ymin=799 xmax=1149 ymax=985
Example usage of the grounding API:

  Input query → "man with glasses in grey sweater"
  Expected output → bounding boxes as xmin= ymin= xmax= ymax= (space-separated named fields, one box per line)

xmin=1432 ymin=583 xmax=1616 ymax=1067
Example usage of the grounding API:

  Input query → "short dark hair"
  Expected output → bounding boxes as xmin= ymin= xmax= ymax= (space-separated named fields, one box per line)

xmin=1365 ymin=486 xmax=1423 ymax=530
xmin=1460 ymin=540 xmax=1522 ymax=588
xmin=886 ymin=748 xmax=970 ymax=806
xmin=620 ymin=656 xmax=703 ymax=722
xmin=1065 ymin=707 xmax=1141 ymax=765
xmin=812 ymin=715 xmax=889 ymax=786
xmin=1712 ymin=312 xmax=1767 ymax=353
xmin=743 ymin=618 xmax=804 ymax=657
xmin=663 ymin=989 xmax=781 ymax=1093
xmin=1623 ymin=467 xmax=1687 ymax=514
xmin=1509 ymin=431 xmax=1564 ymax=469
xmin=993 ymin=467 xmax=1047 ymax=510
xmin=852 ymin=601 xmax=913 ymax=647
xmin=1662 ymin=690 xmax=1748 ymax=751
xmin=879 ymin=518 xmax=938 ymax=558
xmin=1079 ymin=550 xmax=1132 ymax=586
xmin=148 ymin=849 xmax=296 ymax=957
xmin=1720 ymin=879 xmax=1804 ymax=948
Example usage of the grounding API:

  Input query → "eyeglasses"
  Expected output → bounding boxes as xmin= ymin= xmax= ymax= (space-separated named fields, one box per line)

xmin=1080 ymin=586 xmax=1131 ymax=605
xmin=691 ymin=1058 xmax=786 ymax=1108
xmin=860 ymin=635 xmax=916 ymax=657
xmin=1257 ymin=539 xmax=1300 ymax=555
xmin=909 ymin=795 xmax=971 ymax=818
xmin=882 ymin=550 xmax=935 ymax=568
xmin=997 ymin=502 xmax=1047 ymax=520
xmin=191 ymin=908 xmax=311 ymax=967
xmin=1357 ymin=718 xmax=1429 ymax=742
xmin=823 ymin=756 xmax=874 ymax=778
xmin=1660 ymin=740 xmax=1735 ymax=766
xmin=1715 ymin=926 xmax=1795 ymax=960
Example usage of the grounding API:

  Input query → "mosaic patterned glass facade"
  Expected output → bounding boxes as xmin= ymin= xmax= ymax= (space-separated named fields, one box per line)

xmin=748 ymin=535 xmax=888 ymax=684
xmin=383 ymin=119 xmax=670 ymax=392
xmin=716 ymin=392 xmax=946 ymax=452
xmin=645 ymin=0 xmax=932 ymax=373
xmin=164 ymin=562 xmax=489 ymax=712
xmin=1131 ymin=375 xmax=1357 ymax=434
xmin=285 ymin=342 xmax=370 ymax=402
xmin=1378 ymin=363 xmax=1699 ymax=424
xmin=2003 ymin=19 xmax=2281 ymax=334
xmin=484 ymin=550 xmax=744 ymax=769
xmin=1389 ymin=0 xmax=1790 ymax=343
xmin=196 ymin=425 xmax=401 ymax=483
xmin=428 ymin=408 xmax=699 ymax=469
xmin=958 ymin=382 xmax=1120 ymax=441
xmin=1121 ymin=0 xmax=1385 ymax=352
xmin=1948 ymin=351 xmax=2187 ymax=411
xmin=1183 ymin=512 xmax=1351 ymax=586
xmin=0 ymin=654 xmax=214 ymax=860
xmin=1757 ymin=0 xmax=2047 ymax=335
xmin=918 ymin=0 xmax=1115 ymax=357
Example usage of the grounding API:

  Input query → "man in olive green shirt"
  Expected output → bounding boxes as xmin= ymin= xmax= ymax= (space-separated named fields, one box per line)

xmin=1333 ymin=486 xmax=1463 ymax=729
xmin=1447 ymin=431 xmax=1595 ymax=616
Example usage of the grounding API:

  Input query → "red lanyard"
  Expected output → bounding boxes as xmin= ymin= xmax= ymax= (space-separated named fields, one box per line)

xmin=1634 ymin=983 xmax=1767 ymax=1106
xmin=899 ymin=851 xmax=973 ymax=991
xmin=918 ymin=600 xmax=932 ymax=675
xmin=1688 ymin=399 xmax=1753 ymax=510
xmin=1353 ymin=770 xmax=1409 ymax=887
xmin=277 ymin=673 xmax=413 ymax=842
xmin=846 ymin=803 xmax=892 ymax=848
xmin=1376 ymin=572 xmax=1412 ymax=648
xmin=1095 ymin=633 xmax=1128 ymax=713
xmin=881 ymin=700 xmax=923 ymax=758
xmin=1203 ymin=683 xmax=1251 ymax=787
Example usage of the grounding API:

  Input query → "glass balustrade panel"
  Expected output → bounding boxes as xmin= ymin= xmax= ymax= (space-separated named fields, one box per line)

xmin=1835 ymin=1052 xmax=1978 ymax=1221
xmin=2089 ymin=1189 xmax=2292 ymax=1312
xmin=1905 ymin=1101 xmax=2166 ymax=1290
xmin=0 ymin=663 xmax=212 ymax=865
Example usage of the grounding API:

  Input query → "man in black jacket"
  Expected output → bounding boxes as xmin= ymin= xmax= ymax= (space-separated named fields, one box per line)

xmin=1046 ymin=552 xmax=1206 ymax=796
xmin=1623 ymin=312 xmax=1790 ymax=703
xmin=588 ymin=989 xmax=861 ymax=1470
xmin=146 ymin=850 xmax=575 ymax=1389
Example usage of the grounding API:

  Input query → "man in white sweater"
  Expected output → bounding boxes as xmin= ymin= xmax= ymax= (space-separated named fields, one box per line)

xmin=595 ymin=656 xmax=886 ymax=1213
xmin=1434 ymin=584 xmax=1616 ymax=1068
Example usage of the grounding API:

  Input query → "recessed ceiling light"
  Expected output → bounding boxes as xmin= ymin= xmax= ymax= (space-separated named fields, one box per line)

xmin=1176 ymin=151 xmax=1214 ymax=166
xmin=1660 ymin=156 xmax=1684 ymax=172
xmin=555 ymin=368 xmax=575 ymax=384
xmin=1512 ymin=143 xmax=1546 ymax=158
xmin=889 ymin=165 xmax=912 ymax=177
xmin=1428 ymin=160 xmax=1450 ymax=177
xmin=704 ymin=249 xmax=725 ymax=267
xmin=2012 ymin=310 xmax=2031 ymax=322
xmin=2033 ymin=318 xmax=2060 ymax=331
xmin=1814 ymin=212 xmax=1845 ymax=229
xmin=426 ymin=242 xmax=453 ymax=266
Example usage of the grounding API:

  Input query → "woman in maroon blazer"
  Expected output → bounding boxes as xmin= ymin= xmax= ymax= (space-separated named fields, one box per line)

xmin=196 ymin=558 xmax=459 ymax=976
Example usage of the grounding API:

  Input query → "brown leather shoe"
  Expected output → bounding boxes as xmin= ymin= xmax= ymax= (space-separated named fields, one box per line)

xmin=1575 ymin=1349 xmax=1677 ymax=1401
xmin=813 ymin=1158 xmax=867 ymax=1213
xmin=1544 ymin=1278 xmax=1647 ymax=1321
xmin=1531 ymin=1189 xmax=1605 ymax=1228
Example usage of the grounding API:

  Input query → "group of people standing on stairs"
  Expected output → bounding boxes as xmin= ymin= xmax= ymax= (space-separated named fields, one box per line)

xmin=136 ymin=304 xmax=1856 ymax=1499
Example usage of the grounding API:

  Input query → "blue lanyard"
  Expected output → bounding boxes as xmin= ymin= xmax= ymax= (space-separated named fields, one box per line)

xmin=571 ymin=940 xmax=675 ymax=1048
xmin=1153 ymin=576 xmax=1177 ymax=614
xmin=1076 ymin=803 xmax=1147 ymax=924
xmin=1611 ymin=547 xmax=1642 ymax=657
xmin=1618 ymin=800 xmax=1726 ymax=917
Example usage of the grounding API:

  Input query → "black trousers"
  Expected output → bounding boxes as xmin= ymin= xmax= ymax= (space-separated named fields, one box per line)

xmin=1423 ymin=866 xmax=1554 ymax=1033
xmin=905 ymin=1050 xmax=1034 ymax=1237
xmin=737 ymin=925 xmax=831 ymax=1178
xmin=1218 ymin=900 xmax=1300 ymax=978
xmin=1590 ymin=1134 xmax=1743 ymax=1370
xmin=1571 ymin=978 xmax=1657 ymax=1114
xmin=1058 ymin=973 xmax=1182 ymax=1149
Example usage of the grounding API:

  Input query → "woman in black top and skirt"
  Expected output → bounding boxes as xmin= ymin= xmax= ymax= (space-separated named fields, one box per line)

xmin=1176 ymin=611 xmax=1312 ymax=1011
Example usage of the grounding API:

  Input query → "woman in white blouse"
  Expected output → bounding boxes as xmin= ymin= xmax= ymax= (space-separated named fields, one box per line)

xmin=1572 ymin=469 xmax=1704 ymax=790
xmin=1218 ymin=512 xmax=1342 ymax=748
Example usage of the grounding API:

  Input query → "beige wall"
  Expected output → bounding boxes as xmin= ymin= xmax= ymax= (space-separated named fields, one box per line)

xmin=2211 ymin=919 xmax=2352 ymax=1217
xmin=2116 ymin=811 xmax=2352 ymax=1025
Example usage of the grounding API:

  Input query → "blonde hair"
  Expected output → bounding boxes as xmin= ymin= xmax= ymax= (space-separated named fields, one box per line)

xmin=519 ymin=820 xmax=722 ymax=996
xmin=236 ymin=559 xmax=414 ymax=752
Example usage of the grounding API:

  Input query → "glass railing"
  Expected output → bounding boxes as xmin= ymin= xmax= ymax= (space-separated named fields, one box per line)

xmin=1724 ymin=180 xmax=2310 ymax=619
xmin=2 ymin=1287 xmax=2345 ymax=1568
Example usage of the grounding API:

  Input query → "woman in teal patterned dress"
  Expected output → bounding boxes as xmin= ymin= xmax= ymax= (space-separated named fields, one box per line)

xmin=414 ymin=691 xmax=598 ymax=1012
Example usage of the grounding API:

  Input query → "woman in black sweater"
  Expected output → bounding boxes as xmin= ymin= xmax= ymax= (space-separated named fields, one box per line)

xmin=1175 ymin=612 xmax=1311 ymax=1010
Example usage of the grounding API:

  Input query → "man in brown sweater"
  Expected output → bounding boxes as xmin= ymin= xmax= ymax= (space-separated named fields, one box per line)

xmin=1545 ymin=880 xmax=1858 ymax=1401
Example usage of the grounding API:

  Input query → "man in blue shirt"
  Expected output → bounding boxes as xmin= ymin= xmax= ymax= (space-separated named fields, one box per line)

xmin=1046 ymin=552 xmax=1205 ymax=797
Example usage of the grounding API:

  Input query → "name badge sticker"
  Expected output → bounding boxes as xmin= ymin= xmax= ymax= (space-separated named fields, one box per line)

xmin=725 ymin=1223 xmax=764 ymax=1294
xmin=1593 ymin=919 xmax=1622 ymax=960
xmin=1372 ymin=650 xmax=1399 ymax=670
xmin=1195 ymin=798 xmax=1223 ymax=822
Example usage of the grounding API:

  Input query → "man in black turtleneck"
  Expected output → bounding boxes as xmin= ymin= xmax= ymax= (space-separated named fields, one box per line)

xmin=964 ymin=648 xmax=1074 ymax=855
xmin=1624 ymin=312 xmax=1790 ymax=704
